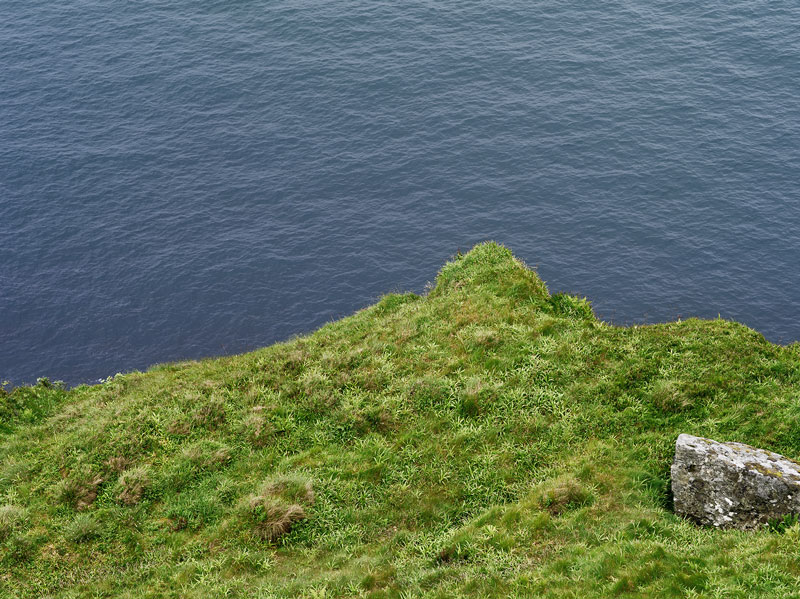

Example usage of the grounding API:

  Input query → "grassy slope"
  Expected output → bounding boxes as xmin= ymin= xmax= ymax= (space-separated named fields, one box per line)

xmin=3 ymin=242 xmax=800 ymax=598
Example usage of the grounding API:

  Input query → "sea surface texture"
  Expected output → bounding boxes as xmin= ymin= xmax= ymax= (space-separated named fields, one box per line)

xmin=2 ymin=1 xmax=799 ymax=385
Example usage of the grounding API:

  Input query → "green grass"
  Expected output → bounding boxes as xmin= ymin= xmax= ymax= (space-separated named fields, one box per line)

xmin=3 ymin=241 xmax=800 ymax=598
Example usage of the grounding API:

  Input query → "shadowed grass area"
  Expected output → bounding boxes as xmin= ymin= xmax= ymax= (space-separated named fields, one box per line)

xmin=3 ymin=242 xmax=800 ymax=597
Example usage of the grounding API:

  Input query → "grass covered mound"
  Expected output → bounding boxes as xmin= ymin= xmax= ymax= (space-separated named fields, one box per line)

xmin=3 ymin=242 xmax=800 ymax=598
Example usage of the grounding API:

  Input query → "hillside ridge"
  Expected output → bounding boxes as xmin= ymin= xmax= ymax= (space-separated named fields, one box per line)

xmin=3 ymin=242 xmax=800 ymax=598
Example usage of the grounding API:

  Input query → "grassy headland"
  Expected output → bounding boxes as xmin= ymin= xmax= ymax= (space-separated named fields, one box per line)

xmin=3 ymin=242 xmax=800 ymax=598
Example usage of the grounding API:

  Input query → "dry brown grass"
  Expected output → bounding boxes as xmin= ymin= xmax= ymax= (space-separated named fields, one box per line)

xmin=262 ymin=478 xmax=315 ymax=505
xmin=104 ymin=456 xmax=129 ymax=473
xmin=192 ymin=398 xmax=226 ymax=429
xmin=242 ymin=476 xmax=314 ymax=542
xmin=249 ymin=498 xmax=307 ymax=541
xmin=243 ymin=410 xmax=275 ymax=448
xmin=534 ymin=475 xmax=594 ymax=516
xmin=166 ymin=418 xmax=191 ymax=436
xmin=182 ymin=443 xmax=231 ymax=469
xmin=116 ymin=467 xmax=150 ymax=506
xmin=56 ymin=471 xmax=104 ymax=511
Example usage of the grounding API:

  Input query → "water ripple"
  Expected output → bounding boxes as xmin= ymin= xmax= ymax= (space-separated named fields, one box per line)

xmin=1 ymin=0 xmax=799 ymax=384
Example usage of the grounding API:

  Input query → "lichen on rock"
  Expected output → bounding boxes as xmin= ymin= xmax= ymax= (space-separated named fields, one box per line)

xmin=672 ymin=434 xmax=800 ymax=530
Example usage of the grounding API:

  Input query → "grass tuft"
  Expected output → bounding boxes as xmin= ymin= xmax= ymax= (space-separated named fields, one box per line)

xmin=54 ymin=466 xmax=104 ymax=511
xmin=533 ymin=474 xmax=595 ymax=516
xmin=241 ymin=476 xmax=314 ymax=542
xmin=115 ymin=466 xmax=150 ymax=506
xmin=63 ymin=513 xmax=102 ymax=543
xmin=0 ymin=505 xmax=27 ymax=542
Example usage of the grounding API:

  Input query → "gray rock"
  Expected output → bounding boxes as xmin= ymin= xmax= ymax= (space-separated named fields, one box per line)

xmin=671 ymin=433 xmax=800 ymax=529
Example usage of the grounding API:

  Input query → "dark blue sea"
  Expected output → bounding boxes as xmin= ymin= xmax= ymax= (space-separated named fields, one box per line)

xmin=2 ymin=1 xmax=799 ymax=386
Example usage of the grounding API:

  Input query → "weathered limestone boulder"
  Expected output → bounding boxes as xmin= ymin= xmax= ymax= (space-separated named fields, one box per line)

xmin=671 ymin=434 xmax=800 ymax=529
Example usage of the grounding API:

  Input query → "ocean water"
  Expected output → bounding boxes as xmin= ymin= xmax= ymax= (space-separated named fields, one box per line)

xmin=1 ymin=0 xmax=799 ymax=386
